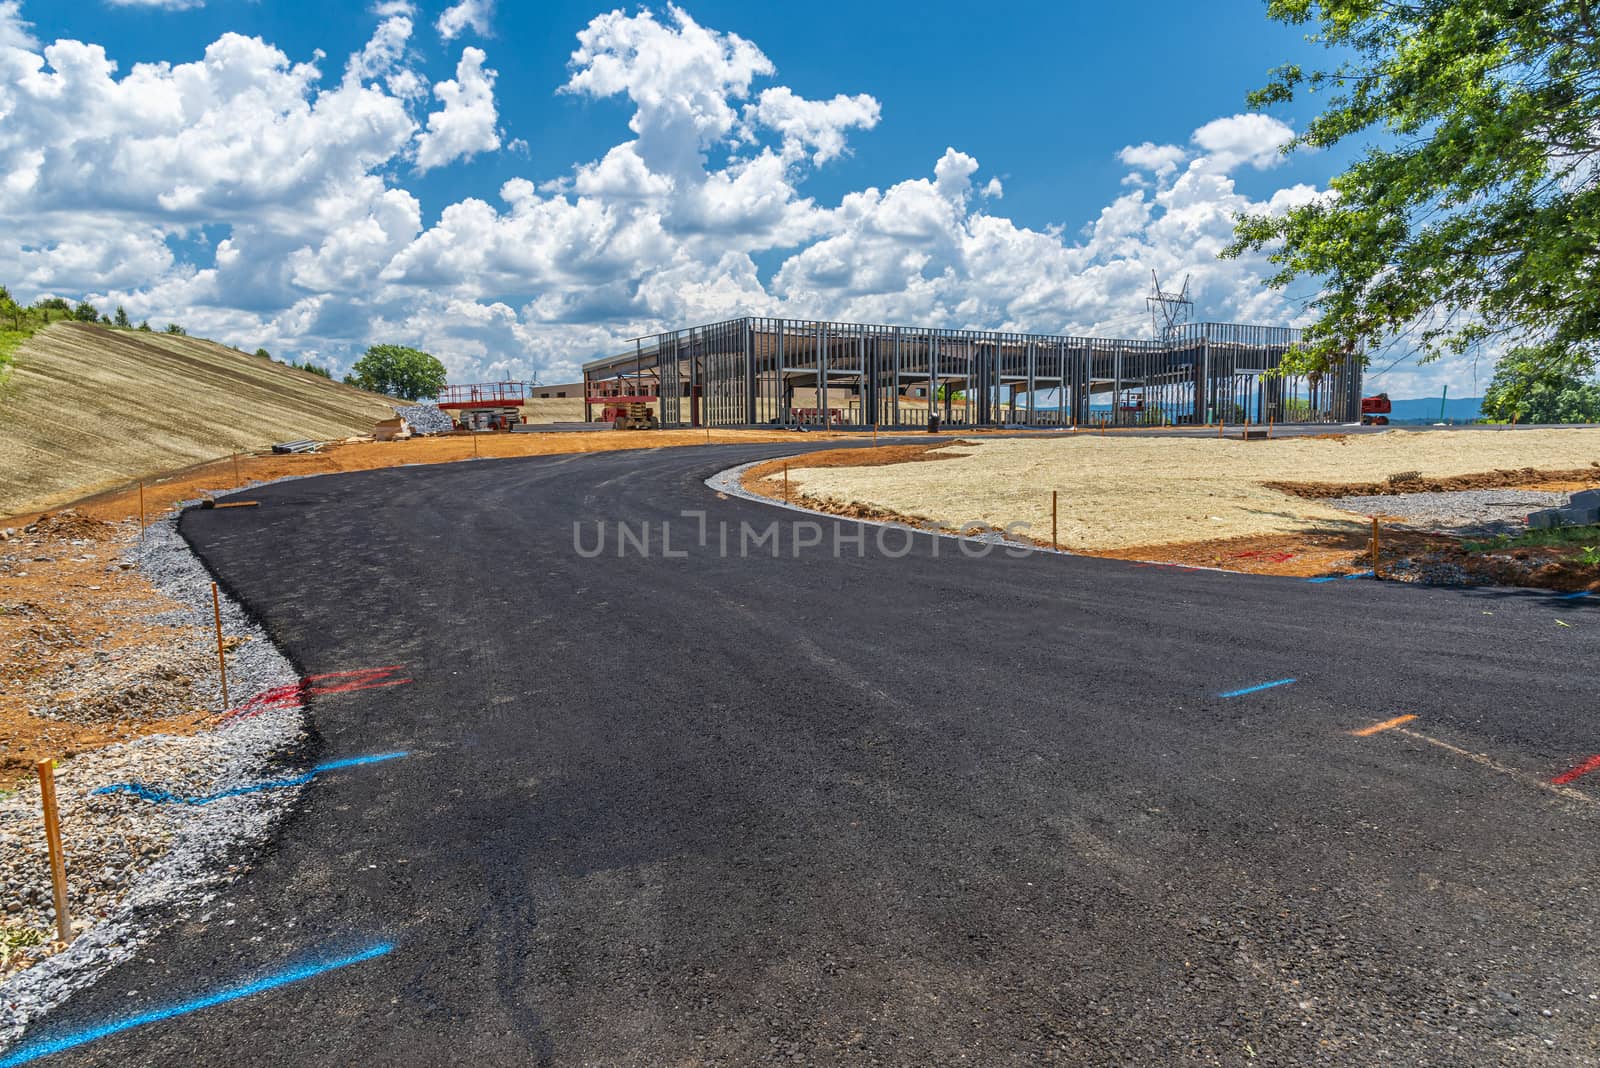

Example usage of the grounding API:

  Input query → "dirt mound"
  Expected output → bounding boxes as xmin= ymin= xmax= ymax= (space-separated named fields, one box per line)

xmin=20 ymin=508 xmax=115 ymax=541
xmin=1266 ymin=465 xmax=1600 ymax=499
xmin=0 ymin=321 xmax=402 ymax=518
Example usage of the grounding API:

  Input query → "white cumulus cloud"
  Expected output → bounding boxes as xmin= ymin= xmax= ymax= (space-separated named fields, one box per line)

xmin=414 ymin=46 xmax=500 ymax=172
xmin=1190 ymin=113 xmax=1295 ymax=171
xmin=436 ymin=0 xmax=493 ymax=41
xmin=0 ymin=0 xmax=36 ymax=50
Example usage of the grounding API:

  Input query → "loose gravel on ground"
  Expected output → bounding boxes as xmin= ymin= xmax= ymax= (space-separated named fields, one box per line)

xmin=1325 ymin=489 xmax=1571 ymax=536
xmin=0 ymin=511 xmax=307 ymax=1049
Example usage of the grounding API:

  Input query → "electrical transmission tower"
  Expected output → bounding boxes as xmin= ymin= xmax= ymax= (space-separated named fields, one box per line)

xmin=1146 ymin=270 xmax=1194 ymax=343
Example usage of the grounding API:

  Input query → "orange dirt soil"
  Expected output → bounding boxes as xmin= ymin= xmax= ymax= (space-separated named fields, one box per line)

xmin=0 ymin=516 xmax=218 ymax=788
xmin=1090 ymin=528 xmax=1450 ymax=578
xmin=1267 ymin=467 xmax=1600 ymax=499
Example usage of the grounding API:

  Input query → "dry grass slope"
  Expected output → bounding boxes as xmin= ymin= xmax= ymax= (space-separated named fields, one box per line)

xmin=0 ymin=322 xmax=401 ymax=517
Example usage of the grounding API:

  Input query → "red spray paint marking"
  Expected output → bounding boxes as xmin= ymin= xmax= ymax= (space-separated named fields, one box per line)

xmin=216 ymin=682 xmax=305 ymax=723
xmin=218 ymin=665 xmax=412 ymax=724
xmin=303 ymin=666 xmax=413 ymax=696
xmin=1231 ymin=550 xmax=1295 ymax=563
xmin=1552 ymin=754 xmax=1600 ymax=786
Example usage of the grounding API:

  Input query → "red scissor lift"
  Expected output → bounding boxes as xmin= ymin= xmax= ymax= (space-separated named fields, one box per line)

xmin=438 ymin=382 xmax=527 ymax=430
xmin=587 ymin=372 xmax=661 ymax=430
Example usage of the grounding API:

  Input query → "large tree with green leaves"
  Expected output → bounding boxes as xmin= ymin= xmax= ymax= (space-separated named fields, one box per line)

xmin=1481 ymin=350 xmax=1600 ymax=422
xmin=1225 ymin=1 xmax=1600 ymax=381
xmin=348 ymin=344 xmax=447 ymax=401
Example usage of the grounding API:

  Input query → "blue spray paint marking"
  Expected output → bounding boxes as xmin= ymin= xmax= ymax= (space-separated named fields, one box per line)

xmin=93 ymin=751 xmax=407 ymax=806
xmin=1306 ymin=570 xmax=1375 ymax=584
xmin=1219 ymin=678 xmax=1298 ymax=698
xmin=1558 ymin=590 xmax=1593 ymax=601
xmin=0 ymin=942 xmax=394 ymax=1068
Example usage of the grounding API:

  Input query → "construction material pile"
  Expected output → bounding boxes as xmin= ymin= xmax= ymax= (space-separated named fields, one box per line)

xmin=398 ymin=403 xmax=453 ymax=435
xmin=16 ymin=510 xmax=115 ymax=541
xmin=372 ymin=418 xmax=411 ymax=442
xmin=1528 ymin=489 xmax=1600 ymax=529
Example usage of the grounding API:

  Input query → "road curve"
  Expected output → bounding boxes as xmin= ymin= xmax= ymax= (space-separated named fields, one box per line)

xmin=13 ymin=441 xmax=1600 ymax=1067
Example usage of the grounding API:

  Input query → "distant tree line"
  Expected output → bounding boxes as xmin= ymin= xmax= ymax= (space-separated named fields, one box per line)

xmin=0 ymin=285 xmax=184 ymax=337
xmin=1481 ymin=353 xmax=1600 ymax=424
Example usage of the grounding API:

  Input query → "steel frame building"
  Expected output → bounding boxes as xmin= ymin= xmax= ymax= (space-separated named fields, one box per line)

xmin=582 ymin=317 xmax=1363 ymax=429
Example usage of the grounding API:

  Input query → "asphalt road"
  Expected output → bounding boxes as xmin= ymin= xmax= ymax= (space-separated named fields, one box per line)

xmin=15 ymin=441 xmax=1600 ymax=1066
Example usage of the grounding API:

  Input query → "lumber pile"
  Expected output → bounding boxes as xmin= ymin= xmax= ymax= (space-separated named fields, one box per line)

xmin=373 ymin=417 xmax=412 ymax=442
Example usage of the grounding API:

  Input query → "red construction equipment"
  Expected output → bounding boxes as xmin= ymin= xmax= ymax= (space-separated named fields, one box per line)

xmin=790 ymin=407 xmax=843 ymax=427
xmin=1360 ymin=392 xmax=1392 ymax=426
xmin=598 ymin=401 xmax=659 ymax=430
xmin=438 ymin=382 xmax=526 ymax=430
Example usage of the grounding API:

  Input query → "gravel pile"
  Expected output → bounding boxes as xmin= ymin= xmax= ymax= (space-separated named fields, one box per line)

xmin=16 ymin=511 xmax=115 ymax=542
xmin=29 ymin=648 xmax=217 ymax=725
xmin=0 ymin=513 xmax=307 ymax=1048
xmin=399 ymin=403 xmax=453 ymax=435
xmin=1382 ymin=556 xmax=1477 ymax=586
xmin=1325 ymin=489 xmax=1569 ymax=537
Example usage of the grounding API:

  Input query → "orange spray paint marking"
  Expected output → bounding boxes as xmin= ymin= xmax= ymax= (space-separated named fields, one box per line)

xmin=1350 ymin=714 xmax=1417 ymax=737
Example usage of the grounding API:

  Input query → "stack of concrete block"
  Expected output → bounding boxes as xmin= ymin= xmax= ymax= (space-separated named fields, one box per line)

xmin=1528 ymin=489 xmax=1600 ymax=529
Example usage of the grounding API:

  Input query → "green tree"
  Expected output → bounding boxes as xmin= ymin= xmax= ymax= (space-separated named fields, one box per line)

xmin=1482 ymin=352 xmax=1600 ymax=424
xmin=72 ymin=301 xmax=99 ymax=323
xmin=1226 ymin=1 xmax=1600 ymax=381
xmin=137 ymin=320 xmax=153 ymax=332
xmin=348 ymin=344 xmax=447 ymax=400
xmin=290 ymin=359 xmax=333 ymax=379
xmin=164 ymin=323 xmax=186 ymax=335
xmin=0 ymin=286 xmax=20 ymax=330
xmin=254 ymin=347 xmax=271 ymax=359
xmin=35 ymin=297 xmax=69 ymax=322
xmin=114 ymin=306 xmax=131 ymax=328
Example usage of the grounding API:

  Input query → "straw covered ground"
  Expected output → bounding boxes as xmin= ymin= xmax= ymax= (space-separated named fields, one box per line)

xmin=781 ymin=429 xmax=1600 ymax=551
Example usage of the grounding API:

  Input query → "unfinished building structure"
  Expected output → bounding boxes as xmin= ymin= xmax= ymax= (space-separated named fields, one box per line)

xmin=581 ymin=317 xmax=1364 ymax=429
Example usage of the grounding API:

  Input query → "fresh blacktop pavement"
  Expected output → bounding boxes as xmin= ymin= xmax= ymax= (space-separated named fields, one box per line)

xmin=6 ymin=440 xmax=1600 ymax=1066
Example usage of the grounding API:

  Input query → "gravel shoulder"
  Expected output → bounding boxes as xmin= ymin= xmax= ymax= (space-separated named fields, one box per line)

xmin=0 ymin=510 xmax=307 ymax=1049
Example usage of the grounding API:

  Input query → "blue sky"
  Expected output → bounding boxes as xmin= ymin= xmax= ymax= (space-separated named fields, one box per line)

xmin=0 ymin=0 xmax=1475 ymax=396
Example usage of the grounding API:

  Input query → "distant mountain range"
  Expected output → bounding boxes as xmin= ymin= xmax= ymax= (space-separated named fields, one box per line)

xmin=1382 ymin=396 xmax=1485 ymax=423
xmin=1074 ymin=394 xmax=1489 ymax=423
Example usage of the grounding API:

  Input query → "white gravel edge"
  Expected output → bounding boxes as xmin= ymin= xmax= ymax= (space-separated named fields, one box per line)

xmin=0 ymin=506 xmax=307 ymax=1048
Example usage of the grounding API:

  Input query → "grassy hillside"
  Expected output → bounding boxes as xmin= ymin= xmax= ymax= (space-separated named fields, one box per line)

xmin=0 ymin=322 xmax=401 ymax=518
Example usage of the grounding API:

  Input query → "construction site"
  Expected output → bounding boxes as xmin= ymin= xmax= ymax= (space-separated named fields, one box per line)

xmin=2 ymin=317 xmax=1600 ymax=1067
xmin=581 ymin=316 xmax=1366 ymax=430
